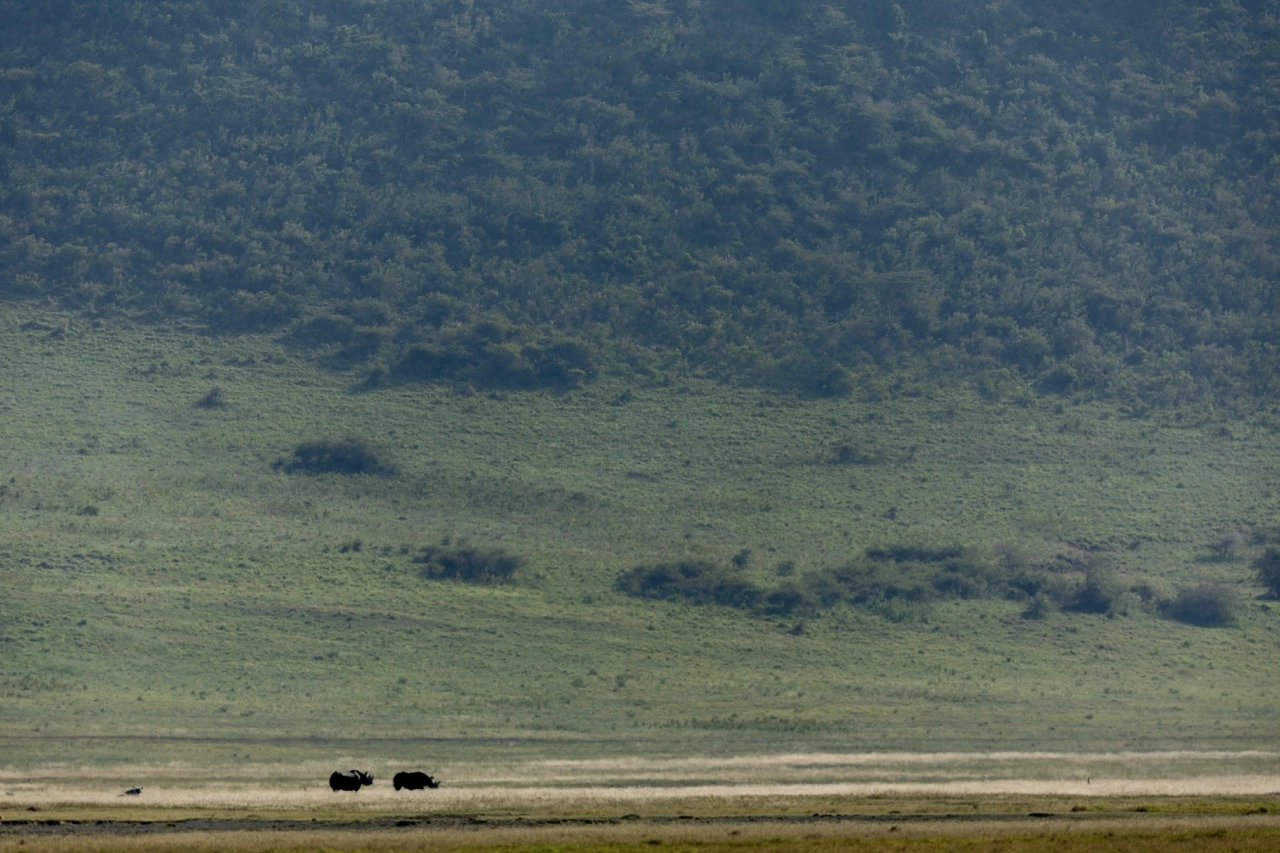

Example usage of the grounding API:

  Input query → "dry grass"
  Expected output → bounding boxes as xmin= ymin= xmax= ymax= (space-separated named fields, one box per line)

xmin=3 ymin=816 xmax=1280 ymax=853
xmin=4 ymin=751 xmax=1278 ymax=814
xmin=3 ymin=752 xmax=1278 ymax=851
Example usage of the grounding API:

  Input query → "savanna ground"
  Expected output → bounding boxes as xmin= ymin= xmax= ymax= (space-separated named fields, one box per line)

xmin=2 ymin=752 xmax=1279 ymax=852
xmin=3 ymin=305 xmax=1280 ymax=848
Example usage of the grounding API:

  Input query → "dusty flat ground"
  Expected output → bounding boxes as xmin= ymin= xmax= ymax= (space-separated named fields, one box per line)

xmin=2 ymin=751 xmax=1278 ymax=850
xmin=5 ymin=749 xmax=1278 ymax=805
xmin=3 ymin=810 xmax=1280 ymax=853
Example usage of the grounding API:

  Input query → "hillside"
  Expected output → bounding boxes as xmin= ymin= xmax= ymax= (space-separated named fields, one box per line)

xmin=2 ymin=0 xmax=1279 ymax=407
xmin=1 ymin=307 xmax=1277 ymax=767
xmin=2 ymin=1 xmax=1280 ymax=770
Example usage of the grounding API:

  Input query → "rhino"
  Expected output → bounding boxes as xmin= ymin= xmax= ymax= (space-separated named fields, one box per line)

xmin=393 ymin=770 xmax=440 ymax=791
xmin=329 ymin=769 xmax=373 ymax=791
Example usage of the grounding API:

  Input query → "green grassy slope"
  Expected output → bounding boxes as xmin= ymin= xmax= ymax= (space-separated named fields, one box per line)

xmin=2 ymin=306 xmax=1278 ymax=766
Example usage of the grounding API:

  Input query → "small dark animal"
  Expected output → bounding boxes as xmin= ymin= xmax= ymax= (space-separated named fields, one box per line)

xmin=328 ymin=769 xmax=373 ymax=792
xmin=393 ymin=771 xmax=440 ymax=791
xmin=123 ymin=787 xmax=142 ymax=796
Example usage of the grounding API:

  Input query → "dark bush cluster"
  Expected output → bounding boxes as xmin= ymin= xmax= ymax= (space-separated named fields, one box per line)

xmin=1064 ymin=567 xmax=1119 ymax=615
xmin=393 ymin=324 xmax=595 ymax=391
xmin=801 ymin=552 xmax=994 ymax=610
xmin=999 ymin=549 xmax=1130 ymax=618
xmin=414 ymin=544 xmax=525 ymax=584
xmin=1164 ymin=583 xmax=1237 ymax=627
xmin=864 ymin=546 xmax=965 ymax=563
xmin=273 ymin=438 xmax=392 ymax=476
xmin=613 ymin=543 xmax=1186 ymax=625
xmin=614 ymin=560 xmax=764 ymax=609
xmin=288 ymin=313 xmax=358 ymax=349
xmin=1006 ymin=570 xmax=1079 ymax=618
xmin=615 ymin=546 xmax=1002 ymax=619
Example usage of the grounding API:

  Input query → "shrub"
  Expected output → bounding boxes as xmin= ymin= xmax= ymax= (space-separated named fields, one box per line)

xmin=273 ymin=438 xmax=392 ymax=476
xmin=289 ymin=314 xmax=355 ymax=348
xmin=795 ymin=564 xmax=878 ymax=606
xmin=930 ymin=568 xmax=984 ymax=599
xmin=394 ymin=343 xmax=471 ymax=382
xmin=1066 ymin=566 xmax=1118 ymax=614
xmin=1021 ymin=592 xmax=1056 ymax=620
xmin=795 ymin=566 xmax=856 ymax=608
xmin=1166 ymin=583 xmax=1236 ymax=627
xmin=869 ymin=596 xmax=931 ymax=623
xmin=992 ymin=541 xmax=1031 ymax=572
xmin=1129 ymin=582 xmax=1162 ymax=604
xmin=1005 ymin=568 xmax=1049 ymax=600
xmin=615 ymin=560 xmax=765 ymax=610
xmin=414 ymin=544 xmax=525 ymax=584
xmin=614 ymin=561 xmax=694 ymax=599
xmin=195 ymin=385 xmax=226 ymax=409
xmin=762 ymin=582 xmax=818 ymax=617
xmin=1005 ymin=569 xmax=1075 ymax=606
xmin=522 ymin=339 xmax=595 ymax=389
xmin=1037 ymin=363 xmax=1077 ymax=394
xmin=865 ymin=545 xmax=964 ymax=563
xmin=392 ymin=327 xmax=595 ymax=391
xmin=829 ymin=441 xmax=882 ymax=466
xmin=1254 ymin=548 xmax=1280 ymax=598
xmin=1250 ymin=527 xmax=1280 ymax=546
xmin=613 ymin=542 xmax=1133 ymax=624
xmin=208 ymin=289 xmax=299 ymax=332
xmin=768 ymin=355 xmax=854 ymax=399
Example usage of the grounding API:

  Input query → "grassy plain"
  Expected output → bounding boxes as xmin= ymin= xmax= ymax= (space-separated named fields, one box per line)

xmin=1 ymin=302 xmax=1279 ymax=772
xmin=3 ymin=754 xmax=1280 ymax=850
xmin=5 ymin=817 xmax=1280 ymax=853
xmin=2 ymin=779 xmax=1279 ymax=853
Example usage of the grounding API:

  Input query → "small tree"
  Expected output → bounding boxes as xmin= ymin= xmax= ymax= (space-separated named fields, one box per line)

xmin=1254 ymin=548 xmax=1280 ymax=599
xmin=1207 ymin=530 xmax=1245 ymax=562
xmin=1021 ymin=592 xmax=1055 ymax=620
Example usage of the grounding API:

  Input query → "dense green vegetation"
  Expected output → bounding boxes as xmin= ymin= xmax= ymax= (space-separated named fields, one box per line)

xmin=2 ymin=0 xmax=1278 ymax=408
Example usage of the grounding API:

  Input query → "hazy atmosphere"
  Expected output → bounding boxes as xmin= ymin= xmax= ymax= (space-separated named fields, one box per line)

xmin=2 ymin=0 xmax=1278 ymax=833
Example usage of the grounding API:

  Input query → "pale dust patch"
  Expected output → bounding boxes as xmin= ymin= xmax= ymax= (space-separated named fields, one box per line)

xmin=445 ymin=750 xmax=1280 ymax=795
xmin=1 ymin=751 xmax=1277 ymax=810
